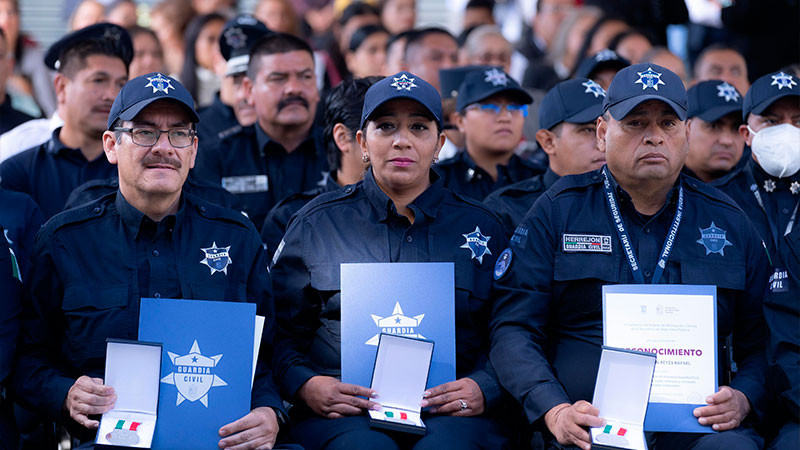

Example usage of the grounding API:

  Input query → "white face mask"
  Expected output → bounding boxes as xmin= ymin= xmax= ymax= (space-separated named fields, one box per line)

xmin=748 ymin=124 xmax=800 ymax=178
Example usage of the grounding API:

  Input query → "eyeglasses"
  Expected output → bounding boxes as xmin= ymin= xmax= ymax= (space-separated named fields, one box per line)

xmin=465 ymin=103 xmax=529 ymax=117
xmin=115 ymin=127 xmax=196 ymax=148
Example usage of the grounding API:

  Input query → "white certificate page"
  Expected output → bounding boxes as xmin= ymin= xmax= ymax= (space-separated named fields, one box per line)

xmin=603 ymin=287 xmax=716 ymax=405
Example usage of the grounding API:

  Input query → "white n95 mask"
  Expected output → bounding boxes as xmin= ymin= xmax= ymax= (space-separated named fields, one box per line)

xmin=749 ymin=124 xmax=800 ymax=178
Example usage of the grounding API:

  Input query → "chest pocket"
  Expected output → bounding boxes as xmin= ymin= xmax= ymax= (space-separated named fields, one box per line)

xmin=455 ymin=263 xmax=493 ymax=330
xmin=62 ymin=284 xmax=131 ymax=361
xmin=553 ymin=253 xmax=621 ymax=283
xmin=679 ymin=257 xmax=745 ymax=291
xmin=309 ymin=263 xmax=341 ymax=291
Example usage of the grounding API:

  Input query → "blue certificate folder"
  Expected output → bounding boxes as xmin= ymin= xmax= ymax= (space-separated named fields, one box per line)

xmin=138 ymin=298 xmax=256 ymax=449
xmin=340 ymin=263 xmax=456 ymax=390
xmin=602 ymin=285 xmax=718 ymax=434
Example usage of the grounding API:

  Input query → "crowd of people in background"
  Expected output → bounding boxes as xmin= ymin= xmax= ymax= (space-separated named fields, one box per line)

xmin=0 ymin=0 xmax=798 ymax=449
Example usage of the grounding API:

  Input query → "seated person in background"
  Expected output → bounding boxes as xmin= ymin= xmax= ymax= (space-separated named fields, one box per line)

xmin=692 ymin=44 xmax=749 ymax=96
xmin=484 ymin=77 xmax=606 ymax=236
xmin=435 ymin=67 xmax=540 ymax=200
xmin=260 ymin=76 xmax=379 ymax=260
xmin=683 ymin=80 xmax=746 ymax=184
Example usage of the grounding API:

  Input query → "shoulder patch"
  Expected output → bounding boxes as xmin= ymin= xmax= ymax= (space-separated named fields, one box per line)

xmin=494 ymin=248 xmax=513 ymax=280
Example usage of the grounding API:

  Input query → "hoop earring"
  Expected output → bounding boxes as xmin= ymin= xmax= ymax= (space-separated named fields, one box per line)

xmin=362 ymin=154 xmax=370 ymax=163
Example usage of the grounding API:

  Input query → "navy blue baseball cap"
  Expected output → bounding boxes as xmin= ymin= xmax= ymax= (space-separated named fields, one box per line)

xmin=603 ymin=63 xmax=687 ymax=120
xmin=360 ymin=71 xmax=443 ymax=129
xmin=107 ymin=72 xmax=199 ymax=129
xmin=439 ymin=65 xmax=491 ymax=100
xmin=456 ymin=67 xmax=533 ymax=112
xmin=45 ymin=23 xmax=133 ymax=70
xmin=742 ymin=70 xmax=800 ymax=120
xmin=219 ymin=15 xmax=272 ymax=76
xmin=539 ymin=78 xmax=606 ymax=130
xmin=576 ymin=49 xmax=630 ymax=80
xmin=687 ymin=80 xmax=743 ymax=122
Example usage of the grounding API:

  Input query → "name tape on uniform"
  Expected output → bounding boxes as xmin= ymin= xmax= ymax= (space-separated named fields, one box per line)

xmin=221 ymin=175 xmax=268 ymax=194
xmin=562 ymin=234 xmax=612 ymax=253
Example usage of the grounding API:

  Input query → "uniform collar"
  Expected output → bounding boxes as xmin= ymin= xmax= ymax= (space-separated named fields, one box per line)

xmin=255 ymin=122 xmax=321 ymax=156
xmin=543 ymin=167 xmax=560 ymax=189
xmin=460 ymin=149 xmax=535 ymax=182
xmin=749 ymin=157 xmax=800 ymax=190
xmin=363 ymin=168 xmax=445 ymax=223
xmin=605 ymin=166 xmax=682 ymax=217
xmin=115 ymin=190 xmax=185 ymax=240
xmin=0 ymin=94 xmax=14 ymax=113
xmin=318 ymin=170 xmax=342 ymax=191
xmin=45 ymin=127 xmax=80 ymax=156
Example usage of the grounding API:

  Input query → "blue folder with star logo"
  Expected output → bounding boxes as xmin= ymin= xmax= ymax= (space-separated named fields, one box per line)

xmin=340 ymin=263 xmax=456 ymax=390
xmin=138 ymin=298 xmax=255 ymax=449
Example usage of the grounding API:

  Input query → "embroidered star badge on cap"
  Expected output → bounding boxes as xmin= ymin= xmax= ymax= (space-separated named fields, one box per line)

xmin=391 ymin=74 xmax=417 ymax=91
xmin=144 ymin=73 xmax=174 ymax=94
xmin=635 ymin=67 xmax=666 ymax=91
xmin=582 ymin=79 xmax=607 ymax=98
xmin=716 ymin=82 xmax=740 ymax=102
xmin=483 ymin=67 xmax=509 ymax=87
xmin=224 ymin=26 xmax=247 ymax=49
xmin=770 ymin=71 xmax=797 ymax=90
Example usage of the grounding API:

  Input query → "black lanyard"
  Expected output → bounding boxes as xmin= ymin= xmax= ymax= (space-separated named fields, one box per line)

xmin=601 ymin=167 xmax=684 ymax=284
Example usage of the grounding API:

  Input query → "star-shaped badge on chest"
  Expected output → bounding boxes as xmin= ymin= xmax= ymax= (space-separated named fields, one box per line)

xmin=460 ymin=226 xmax=492 ymax=264
xmin=764 ymin=179 xmax=777 ymax=193
xmin=791 ymin=181 xmax=800 ymax=195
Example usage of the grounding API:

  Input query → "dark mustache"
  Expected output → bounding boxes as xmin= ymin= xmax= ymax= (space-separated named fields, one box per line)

xmin=278 ymin=95 xmax=309 ymax=111
xmin=142 ymin=154 xmax=182 ymax=169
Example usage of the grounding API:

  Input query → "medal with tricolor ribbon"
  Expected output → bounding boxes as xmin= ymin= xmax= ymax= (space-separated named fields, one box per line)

xmin=106 ymin=419 xmax=141 ymax=445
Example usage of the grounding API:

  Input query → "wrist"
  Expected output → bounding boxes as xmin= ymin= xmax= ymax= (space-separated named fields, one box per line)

xmin=544 ymin=403 xmax=570 ymax=431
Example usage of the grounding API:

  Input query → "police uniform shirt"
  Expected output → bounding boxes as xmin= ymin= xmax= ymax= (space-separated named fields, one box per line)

xmin=260 ymin=170 xmax=341 ymax=261
xmin=0 ymin=224 xmax=21 ymax=449
xmin=0 ymin=189 xmax=44 ymax=274
xmin=711 ymin=157 xmax=800 ymax=268
xmin=196 ymin=94 xmax=240 ymax=154
xmin=12 ymin=191 xmax=284 ymax=426
xmin=434 ymin=150 xmax=544 ymax=201
xmin=192 ymin=124 xmax=329 ymax=228
xmin=0 ymin=94 xmax=35 ymax=135
xmin=483 ymin=168 xmax=560 ymax=237
xmin=270 ymin=169 xmax=508 ymax=408
xmin=0 ymin=128 xmax=116 ymax=220
xmin=489 ymin=169 xmax=770 ymax=424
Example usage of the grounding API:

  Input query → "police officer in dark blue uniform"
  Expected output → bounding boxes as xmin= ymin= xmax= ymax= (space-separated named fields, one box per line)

xmin=434 ymin=67 xmax=541 ymax=201
xmin=271 ymin=72 xmax=511 ymax=449
xmin=683 ymin=80 xmax=747 ymax=184
xmin=763 ymin=219 xmax=800 ymax=450
xmin=0 ymin=225 xmax=22 ymax=450
xmin=12 ymin=73 xmax=288 ymax=449
xmin=490 ymin=64 xmax=770 ymax=450
xmin=196 ymin=15 xmax=271 ymax=154
xmin=709 ymin=71 xmax=800 ymax=272
xmin=0 ymin=23 xmax=132 ymax=220
xmin=260 ymin=76 xmax=379 ymax=260
xmin=193 ymin=32 xmax=328 ymax=228
xmin=484 ymin=77 xmax=606 ymax=236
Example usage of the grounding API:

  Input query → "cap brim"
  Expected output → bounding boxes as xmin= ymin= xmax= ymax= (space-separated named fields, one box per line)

xmin=607 ymin=95 xmax=687 ymax=121
xmin=361 ymin=94 xmax=442 ymax=129
xmin=225 ymin=54 xmax=249 ymax=76
xmin=116 ymin=97 xmax=200 ymax=125
xmin=694 ymin=104 xmax=742 ymax=122
xmin=749 ymin=90 xmax=800 ymax=117
xmin=563 ymin=102 xmax=604 ymax=124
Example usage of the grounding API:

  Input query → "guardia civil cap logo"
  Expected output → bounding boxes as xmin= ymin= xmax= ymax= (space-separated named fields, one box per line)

xmin=200 ymin=242 xmax=232 ymax=275
xmin=582 ymin=79 xmax=607 ymax=98
xmin=461 ymin=226 xmax=492 ymax=263
xmin=635 ymin=67 xmax=665 ymax=91
xmin=391 ymin=73 xmax=417 ymax=91
xmin=224 ymin=26 xmax=247 ymax=49
xmin=717 ymin=82 xmax=740 ymax=102
xmin=696 ymin=222 xmax=732 ymax=256
xmin=594 ymin=49 xmax=618 ymax=61
xmin=771 ymin=71 xmax=797 ymax=90
xmin=144 ymin=73 xmax=174 ymax=94
xmin=366 ymin=302 xmax=425 ymax=345
xmin=484 ymin=67 xmax=509 ymax=87
xmin=160 ymin=340 xmax=227 ymax=407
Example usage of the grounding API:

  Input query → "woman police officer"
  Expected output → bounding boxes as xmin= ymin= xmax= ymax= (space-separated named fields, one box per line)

xmin=270 ymin=72 xmax=511 ymax=449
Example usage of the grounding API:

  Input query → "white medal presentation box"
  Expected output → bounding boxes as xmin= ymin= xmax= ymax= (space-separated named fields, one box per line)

xmin=95 ymin=339 xmax=162 ymax=449
xmin=368 ymin=333 xmax=434 ymax=435
xmin=590 ymin=346 xmax=657 ymax=450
